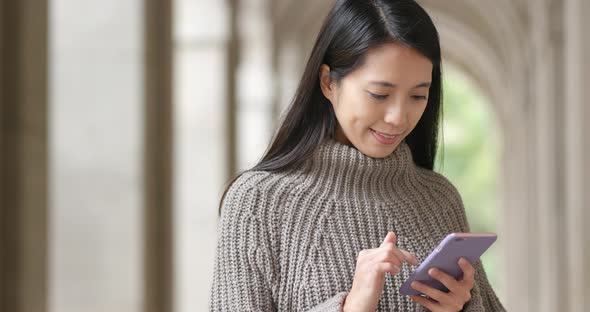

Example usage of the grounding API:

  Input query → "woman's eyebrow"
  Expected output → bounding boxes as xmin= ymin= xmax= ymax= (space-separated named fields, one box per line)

xmin=369 ymin=80 xmax=431 ymax=88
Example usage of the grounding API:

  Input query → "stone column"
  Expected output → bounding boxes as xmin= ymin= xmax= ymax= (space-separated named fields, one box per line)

xmin=564 ymin=0 xmax=590 ymax=311
xmin=172 ymin=0 xmax=231 ymax=310
xmin=48 ymin=1 xmax=144 ymax=311
xmin=144 ymin=0 xmax=173 ymax=311
xmin=0 ymin=1 xmax=48 ymax=312
xmin=235 ymin=0 xmax=274 ymax=171
xmin=530 ymin=1 xmax=564 ymax=310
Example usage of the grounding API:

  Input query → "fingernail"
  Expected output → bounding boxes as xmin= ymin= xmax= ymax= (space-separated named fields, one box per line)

xmin=429 ymin=268 xmax=438 ymax=275
xmin=411 ymin=281 xmax=419 ymax=288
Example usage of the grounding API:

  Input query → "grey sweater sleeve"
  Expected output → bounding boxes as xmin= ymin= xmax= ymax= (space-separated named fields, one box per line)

xmin=209 ymin=178 xmax=348 ymax=312
xmin=445 ymin=183 xmax=507 ymax=312
xmin=414 ymin=259 xmax=506 ymax=312
xmin=461 ymin=260 xmax=506 ymax=312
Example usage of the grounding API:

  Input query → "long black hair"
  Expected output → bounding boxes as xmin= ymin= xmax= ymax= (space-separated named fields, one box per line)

xmin=219 ymin=0 xmax=443 ymax=214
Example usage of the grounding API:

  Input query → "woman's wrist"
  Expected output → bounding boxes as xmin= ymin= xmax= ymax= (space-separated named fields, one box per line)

xmin=342 ymin=293 xmax=356 ymax=312
xmin=342 ymin=291 xmax=371 ymax=312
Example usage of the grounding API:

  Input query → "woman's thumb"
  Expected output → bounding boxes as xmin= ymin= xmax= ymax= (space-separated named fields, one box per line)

xmin=381 ymin=231 xmax=397 ymax=247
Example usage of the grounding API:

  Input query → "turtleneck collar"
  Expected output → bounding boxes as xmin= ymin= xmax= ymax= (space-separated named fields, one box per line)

xmin=301 ymin=138 xmax=416 ymax=199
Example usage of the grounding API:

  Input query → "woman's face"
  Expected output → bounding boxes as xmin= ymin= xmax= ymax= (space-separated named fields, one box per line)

xmin=320 ymin=42 xmax=433 ymax=158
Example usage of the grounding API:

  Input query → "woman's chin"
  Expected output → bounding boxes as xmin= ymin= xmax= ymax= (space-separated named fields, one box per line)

xmin=359 ymin=142 xmax=398 ymax=159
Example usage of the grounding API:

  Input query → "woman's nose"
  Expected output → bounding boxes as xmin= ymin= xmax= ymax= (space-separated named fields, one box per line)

xmin=384 ymin=101 xmax=408 ymax=127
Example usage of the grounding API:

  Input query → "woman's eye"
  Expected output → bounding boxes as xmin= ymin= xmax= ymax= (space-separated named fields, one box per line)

xmin=412 ymin=95 xmax=428 ymax=101
xmin=368 ymin=92 xmax=388 ymax=100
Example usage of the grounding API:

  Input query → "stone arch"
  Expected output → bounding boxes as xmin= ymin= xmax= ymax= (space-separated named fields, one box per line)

xmin=271 ymin=1 xmax=590 ymax=310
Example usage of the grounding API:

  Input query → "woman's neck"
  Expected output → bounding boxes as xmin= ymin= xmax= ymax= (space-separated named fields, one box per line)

xmin=301 ymin=138 xmax=416 ymax=199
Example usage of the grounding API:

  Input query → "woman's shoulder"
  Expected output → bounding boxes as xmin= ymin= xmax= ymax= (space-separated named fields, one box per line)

xmin=413 ymin=167 xmax=470 ymax=231
xmin=222 ymin=169 xmax=305 ymax=217
xmin=227 ymin=170 xmax=272 ymax=193
xmin=414 ymin=166 xmax=464 ymax=208
xmin=414 ymin=165 xmax=459 ymax=190
xmin=227 ymin=169 xmax=304 ymax=195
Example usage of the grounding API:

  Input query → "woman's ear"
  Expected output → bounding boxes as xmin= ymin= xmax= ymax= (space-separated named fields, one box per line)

xmin=319 ymin=64 xmax=336 ymax=102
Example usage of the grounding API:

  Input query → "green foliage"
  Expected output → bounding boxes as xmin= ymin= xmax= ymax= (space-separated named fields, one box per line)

xmin=434 ymin=67 xmax=503 ymax=293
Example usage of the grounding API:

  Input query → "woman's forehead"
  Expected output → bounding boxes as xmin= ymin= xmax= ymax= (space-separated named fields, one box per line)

xmin=350 ymin=44 xmax=433 ymax=86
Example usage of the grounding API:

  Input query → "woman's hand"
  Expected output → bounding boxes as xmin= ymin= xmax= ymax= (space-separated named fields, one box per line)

xmin=343 ymin=232 xmax=419 ymax=312
xmin=409 ymin=257 xmax=475 ymax=312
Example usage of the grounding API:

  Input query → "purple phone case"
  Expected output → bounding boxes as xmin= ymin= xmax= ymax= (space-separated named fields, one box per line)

xmin=399 ymin=232 xmax=497 ymax=296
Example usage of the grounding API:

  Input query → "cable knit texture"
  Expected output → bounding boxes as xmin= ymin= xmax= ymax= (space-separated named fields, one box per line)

xmin=209 ymin=139 xmax=506 ymax=311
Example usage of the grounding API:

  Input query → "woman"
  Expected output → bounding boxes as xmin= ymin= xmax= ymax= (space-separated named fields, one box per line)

xmin=209 ymin=0 xmax=506 ymax=311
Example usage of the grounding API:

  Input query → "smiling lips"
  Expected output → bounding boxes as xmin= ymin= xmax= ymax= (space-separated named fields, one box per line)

xmin=370 ymin=128 xmax=402 ymax=145
xmin=371 ymin=128 xmax=402 ymax=137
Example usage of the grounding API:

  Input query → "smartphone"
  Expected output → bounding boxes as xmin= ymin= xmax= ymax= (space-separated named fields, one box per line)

xmin=399 ymin=232 xmax=497 ymax=296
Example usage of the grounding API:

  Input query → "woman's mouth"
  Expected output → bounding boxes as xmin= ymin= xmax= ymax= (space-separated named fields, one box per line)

xmin=370 ymin=129 xmax=400 ymax=145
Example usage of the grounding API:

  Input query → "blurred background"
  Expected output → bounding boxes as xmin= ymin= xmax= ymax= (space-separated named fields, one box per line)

xmin=1 ymin=0 xmax=589 ymax=311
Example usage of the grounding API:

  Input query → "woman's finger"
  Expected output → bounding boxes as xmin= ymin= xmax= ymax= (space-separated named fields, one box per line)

xmin=458 ymin=257 xmax=476 ymax=288
xmin=380 ymin=231 xmax=397 ymax=247
xmin=399 ymin=249 xmax=420 ymax=266
xmin=362 ymin=232 xmax=418 ymax=269
xmin=367 ymin=247 xmax=403 ymax=268
xmin=358 ymin=246 xmax=406 ymax=269
xmin=356 ymin=248 xmax=379 ymax=262
xmin=428 ymin=267 xmax=462 ymax=294
xmin=410 ymin=281 xmax=454 ymax=306
xmin=375 ymin=262 xmax=401 ymax=275
xmin=376 ymin=244 xmax=418 ymax=268
xmin=382 ymin=242 xmax=410 ymax=263
xmin=410 ymin=294 xmax=439 ymax=311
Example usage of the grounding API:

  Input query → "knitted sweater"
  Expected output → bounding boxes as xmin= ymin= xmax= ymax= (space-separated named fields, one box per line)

xmin=209 ymin=138 xmax=506 ymax=311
